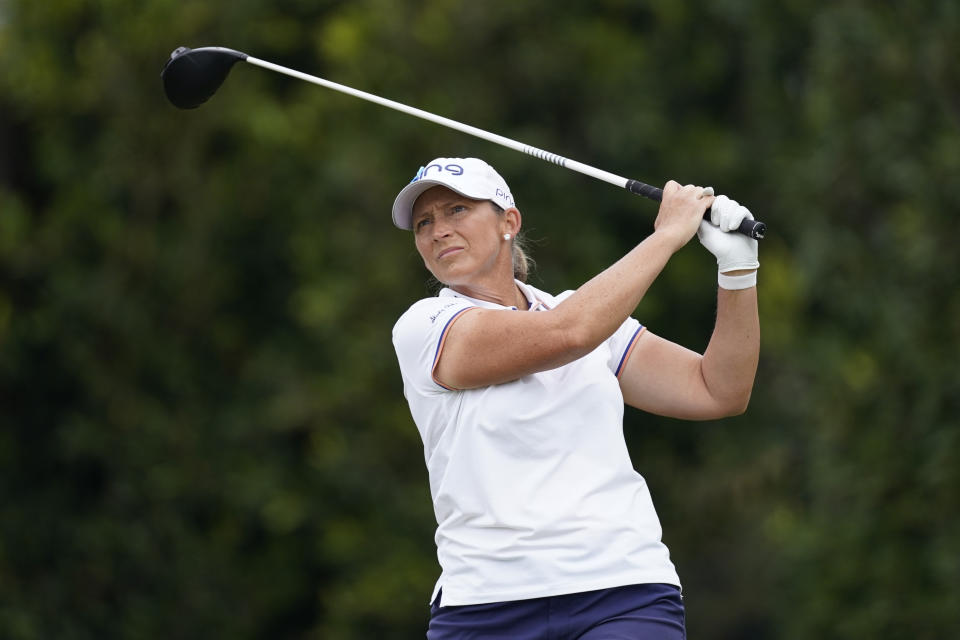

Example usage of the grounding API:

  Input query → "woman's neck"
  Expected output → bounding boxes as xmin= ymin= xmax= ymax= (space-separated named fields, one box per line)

xmin=449 ymin=279 xmax=529 ymax=310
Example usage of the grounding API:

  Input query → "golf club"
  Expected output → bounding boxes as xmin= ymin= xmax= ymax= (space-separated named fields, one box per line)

xmin=161 ymin=46 xmax=766 ymax=239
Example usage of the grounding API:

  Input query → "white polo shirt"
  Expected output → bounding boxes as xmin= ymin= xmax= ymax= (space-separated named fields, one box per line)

xmin=392 ymin=280 xmax=680 ymax=606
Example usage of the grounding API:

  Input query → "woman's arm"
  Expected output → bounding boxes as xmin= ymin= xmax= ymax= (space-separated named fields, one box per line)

xmin=618 ymin=282 xmax=759 ymax=419
xmin=435 ymin=182 xmax=712 ymax=390
xmin=619 ymin=194 xmax=762 ymax=418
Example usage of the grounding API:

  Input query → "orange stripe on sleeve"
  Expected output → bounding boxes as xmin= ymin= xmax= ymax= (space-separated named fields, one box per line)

xmin=615 ymin=326 xmax=647 ymax=379
xmin=431 ymin=307 xmax=479 ymax=390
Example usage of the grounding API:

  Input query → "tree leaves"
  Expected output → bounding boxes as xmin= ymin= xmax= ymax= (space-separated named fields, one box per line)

xmin=1 ymin=0 xmax=958 ymax=638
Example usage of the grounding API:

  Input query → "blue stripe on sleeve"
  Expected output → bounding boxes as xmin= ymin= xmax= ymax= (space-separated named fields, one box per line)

xmin=431 ymin=307 xmax=475 ymax=389
xmin=614 ymin=325 xmax=645 ymax=377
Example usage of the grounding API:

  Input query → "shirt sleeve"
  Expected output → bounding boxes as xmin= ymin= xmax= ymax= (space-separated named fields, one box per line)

xmin=392 ymin=296 xmax=477 ymax=394
xmin=606 ymin=316 xmax=645 ymax=377
xmin=551 ymin=289 xmax=645 ymax=377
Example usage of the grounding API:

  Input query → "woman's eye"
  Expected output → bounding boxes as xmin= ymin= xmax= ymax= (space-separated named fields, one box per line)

xmin=415 ymin=218 xmax=431 ymax=230
xmin=451 ymin=205 xmax=467 ymax=214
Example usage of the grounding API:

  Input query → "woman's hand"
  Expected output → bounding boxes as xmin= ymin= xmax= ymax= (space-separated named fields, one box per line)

xmin=697 ymin=194 xmax=760 ymax=274
xmin=653 ymin=181 xmax=715 ymax=251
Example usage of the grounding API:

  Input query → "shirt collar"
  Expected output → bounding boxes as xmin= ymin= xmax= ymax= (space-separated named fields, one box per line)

xmin=439 ymin=280 xmax=552 ymax=311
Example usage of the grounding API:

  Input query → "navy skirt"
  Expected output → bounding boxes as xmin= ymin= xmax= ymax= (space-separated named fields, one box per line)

xmin=427 ymin=583 xmax=685 ymax=640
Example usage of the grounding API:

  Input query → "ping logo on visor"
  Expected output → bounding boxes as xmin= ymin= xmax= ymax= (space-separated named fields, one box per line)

xmin=392 ymin=157 xmax=517 ymax=229
xmin=410 ymin=163 xmax=465 ymax=184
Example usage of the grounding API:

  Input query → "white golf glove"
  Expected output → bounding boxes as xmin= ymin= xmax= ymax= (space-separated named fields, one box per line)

xmin=697 ymin=194 xmax=759 ymax=289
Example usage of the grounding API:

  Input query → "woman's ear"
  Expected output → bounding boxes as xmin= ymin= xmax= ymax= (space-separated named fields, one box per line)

xmin=503 ymin=207 xmax=522 ymax=236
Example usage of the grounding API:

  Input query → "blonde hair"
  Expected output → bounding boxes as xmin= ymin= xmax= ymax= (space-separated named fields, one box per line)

xmin=492 ymin=204 xmax=533 ymax=282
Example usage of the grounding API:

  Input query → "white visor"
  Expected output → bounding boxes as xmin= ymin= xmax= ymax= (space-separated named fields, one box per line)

xmin=392 ymin=157 xmax=516 ymax=230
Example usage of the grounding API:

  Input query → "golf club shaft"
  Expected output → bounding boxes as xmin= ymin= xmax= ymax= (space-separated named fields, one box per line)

xmin=247 ymin=57 xmax=622 ymax=185
xmin=245 ymin=56 xmax=764 ymax=239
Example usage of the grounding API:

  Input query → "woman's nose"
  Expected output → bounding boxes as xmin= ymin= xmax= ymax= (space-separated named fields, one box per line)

xmin=431 ymin=219 xmax=453 ymax=238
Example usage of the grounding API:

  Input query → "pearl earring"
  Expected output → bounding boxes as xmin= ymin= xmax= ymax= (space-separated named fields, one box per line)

xmin=503 ymin=233 xmax=512 ymax=241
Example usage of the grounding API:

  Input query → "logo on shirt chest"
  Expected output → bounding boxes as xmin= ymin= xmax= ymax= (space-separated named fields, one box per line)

xmin=429 ymin=301 xmax=461 ymax=324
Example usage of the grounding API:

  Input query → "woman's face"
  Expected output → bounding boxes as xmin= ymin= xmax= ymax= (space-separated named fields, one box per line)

xmin=411 ymin=186 xmax=512 ymax=287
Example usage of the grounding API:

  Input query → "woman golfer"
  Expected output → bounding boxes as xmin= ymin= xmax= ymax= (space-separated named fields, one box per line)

xmin=391 ymin=157 xmax=759 ymax=639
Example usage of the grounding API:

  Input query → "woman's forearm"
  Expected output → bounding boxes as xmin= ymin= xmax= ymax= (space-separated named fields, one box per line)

xmin=554 ymin=229 xmax=681 ymax=353
xmin=700 ymin=284 xmax=760 ymax=414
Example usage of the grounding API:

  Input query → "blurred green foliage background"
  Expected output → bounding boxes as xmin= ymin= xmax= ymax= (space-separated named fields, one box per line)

xmin=1 ymin=1 xmax=958 ymax=638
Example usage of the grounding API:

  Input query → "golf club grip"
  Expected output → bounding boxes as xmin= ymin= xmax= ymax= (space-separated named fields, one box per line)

xmin=626 ymin=180 xmax=766 ymax=240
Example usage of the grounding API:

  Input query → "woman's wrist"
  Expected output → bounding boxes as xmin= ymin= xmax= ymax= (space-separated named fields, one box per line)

xmin=650 ymin=226 xmax=692 ymax=255
xmin=718 ymin=269 xmax=757 ymax=290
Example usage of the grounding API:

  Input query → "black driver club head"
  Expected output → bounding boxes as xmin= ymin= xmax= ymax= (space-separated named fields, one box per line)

xmin=161 ymin=46 xmax=248 ymax=109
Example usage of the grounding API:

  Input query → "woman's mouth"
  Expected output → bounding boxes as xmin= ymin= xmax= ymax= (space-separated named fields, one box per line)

xmin=438 ymin=247 xmax=464 ymax=259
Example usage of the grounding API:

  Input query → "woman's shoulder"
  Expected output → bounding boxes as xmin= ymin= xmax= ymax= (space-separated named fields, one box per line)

xmin=552 ymin=289 xmax=576 ymax=304
xmin=393 ymin=294 xmax=475 ymax=335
